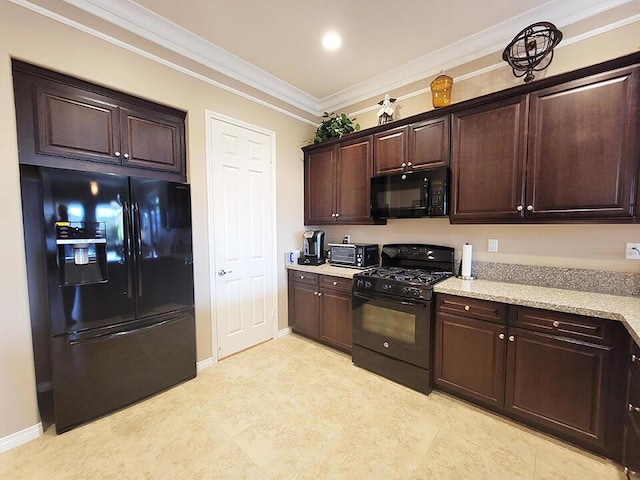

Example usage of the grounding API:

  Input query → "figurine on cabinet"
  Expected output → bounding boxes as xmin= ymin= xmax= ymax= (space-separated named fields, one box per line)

xmin=377 ymin=94 xmax=396 ymax=125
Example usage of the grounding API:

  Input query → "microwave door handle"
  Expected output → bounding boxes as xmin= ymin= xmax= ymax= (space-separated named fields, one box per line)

xmin=423 ymin=177 xmax=430 ymax=208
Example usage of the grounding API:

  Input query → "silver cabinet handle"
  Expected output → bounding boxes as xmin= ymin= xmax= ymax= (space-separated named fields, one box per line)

xmin=509 ymin=335 xmax=515 ymax=342
xmin=632 ymin=354 xmax=637 ymax=362
xmin=401 ymin=162 xmax=407 ymax=167
xmin=333 ymin=281 xmax=338 ymax=286
xmin=629 ymin=403 xmax=640 ymax=413
xmin=300 ymin=275 xmax=305 ymax=279
xmin=335 ymin=213 xmax=340 ymax=218
xmin=527 ymin=205 xmax=533 ymax=211
xmin=314 ymin=291 xmax=318 ymax=296
xmin=114 ymin=151 xmax=121 ymax=157
xmin=625 ymin=467 xmax=639 ymax=476
xmin=383 ymin=341 xmax=389 ymax=348
xmin=498 ymin=333 xmax=505 ymax=340
xmin=124 ymin=153 xmax=130 ymax=159
xmin=331 ymin=213 xmax=336 ymax=217
xmin=464 ymin=305 xmax=470 ymax=311
xmin=407 ymin=162 xmax=412 ymax=167
xmin=218 ymin=269 xmax=232 ymax=276
xmin=552 ymin=321 xmax=560 ymax=328
xmin=516 ymin=205 xmax=523 ymax=211
xmin=318 ymin=292 xmax=323 ymax=296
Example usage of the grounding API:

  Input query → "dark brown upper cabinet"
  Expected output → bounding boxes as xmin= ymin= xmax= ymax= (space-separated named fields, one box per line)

xmin=373 ymin=125 xmax=409 ymax=175
xmin=451 ymin=65 xmax=639 ymax=223
xmin=373 ymin=116 xmax=450 ymax=176
xmin=13 ymin=60 xmax=187 ymax=182
xmin=304 ymin=135 xmax=380 ymax=225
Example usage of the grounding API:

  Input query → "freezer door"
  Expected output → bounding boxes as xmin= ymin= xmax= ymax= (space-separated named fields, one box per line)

xmin=130 ymin=178 xmax=194 ymax=318
xmin=50 ymin=309 xmax=196 ymax=433
xmin=41 ymin=169 xmax=135 ymax=335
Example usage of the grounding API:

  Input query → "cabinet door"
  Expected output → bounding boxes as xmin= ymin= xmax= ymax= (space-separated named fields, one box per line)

xmin=304 ymin=145 xmax=336 ymax=224
xmin=34 ymin=81 xmax=121 ymax=164
xmin=336 ymin=136 xmax=373 ymax=223
xmin=288 ymin=281 xmax=319 ymax=338
xmin=373 ymin=125 xmax=409 ymax=175
xmin=434 ymin=312 xmax=507 ymax=409
xmin=505 ymin=327 xmax=611 ymax=450
xmin=120 ymin=106 xmax=185 ymax=174
xmin=408 ymin=117 xmax=450 ymax=170
xmin=526 ymin=66 xmax=639 ymax=220
xmin=450 ymin=96 xmax=527 ymax=223
xmin=319 ymin=288 xmax=352 ymax=353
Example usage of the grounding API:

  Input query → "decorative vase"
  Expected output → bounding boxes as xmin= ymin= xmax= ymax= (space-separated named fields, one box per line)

xmin=430 ymin=73 xmax=453 ymax=108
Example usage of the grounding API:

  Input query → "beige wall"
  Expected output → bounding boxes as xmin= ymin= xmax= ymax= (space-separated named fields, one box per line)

xmin=320 ymin=21 xmax=640 ymax=274
xmin=0 ymin=2 xmax=313 ymax=440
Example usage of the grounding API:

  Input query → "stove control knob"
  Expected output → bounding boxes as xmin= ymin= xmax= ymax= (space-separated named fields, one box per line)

xmin=356 ymin=279 xmax=364 ymax=288
xmin=364 ymin=281 xmax=372 ymax=289
xmin=402 ymin=287 xmax=410 ymax=295
xmin=412 ymin=289 xmax=422 ymax=297
xmin=383 ymin=284 xmax=392 ymax=291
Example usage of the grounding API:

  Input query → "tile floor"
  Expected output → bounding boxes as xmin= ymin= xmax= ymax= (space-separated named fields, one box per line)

xmin=0 ymin=334 xmax=626 ymax=479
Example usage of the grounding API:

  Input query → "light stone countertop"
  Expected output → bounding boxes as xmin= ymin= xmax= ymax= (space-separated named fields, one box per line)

xmin=286 ymin=263 xmax=363 ymax=279
xmin=434 ymin=277 xmax=640 ymax=345
xmin=286 ymin=263 xmax=640 ymax=344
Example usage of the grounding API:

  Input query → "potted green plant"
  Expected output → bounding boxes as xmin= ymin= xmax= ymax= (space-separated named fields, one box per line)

xmin=313 ymin=112 xmax=360 ymax=144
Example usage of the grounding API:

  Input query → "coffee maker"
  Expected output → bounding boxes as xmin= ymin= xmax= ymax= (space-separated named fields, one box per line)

xmin=299 ymin=230 xmax=325 ymax=265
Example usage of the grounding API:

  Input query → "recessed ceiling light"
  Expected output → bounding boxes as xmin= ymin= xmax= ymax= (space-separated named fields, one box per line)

xmin=322 ymin=31 xmax=342 ymax=51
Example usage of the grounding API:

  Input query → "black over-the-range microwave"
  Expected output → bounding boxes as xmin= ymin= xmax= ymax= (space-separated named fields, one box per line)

xmin=370 ymin=166 xmax=448 ymax=219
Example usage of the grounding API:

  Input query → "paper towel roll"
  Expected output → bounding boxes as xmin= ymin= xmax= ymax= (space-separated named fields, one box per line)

xmin=461 ymin=244 xmax=472 ymax=278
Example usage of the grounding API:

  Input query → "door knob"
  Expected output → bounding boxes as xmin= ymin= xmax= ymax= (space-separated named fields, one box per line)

xmin=498 ymin=333 xmax=505 ymax=340
xmin=218 ymin=269 xmax=232 ymax=276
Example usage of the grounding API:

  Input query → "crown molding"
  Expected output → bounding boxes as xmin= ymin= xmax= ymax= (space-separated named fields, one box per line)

xmin=320 ymin=0 xmax=633 ymax=113
xmin=61 ymin=0 xmax=322 ymax=115
xmin=13 ymin=0 xmax=634 ymax=120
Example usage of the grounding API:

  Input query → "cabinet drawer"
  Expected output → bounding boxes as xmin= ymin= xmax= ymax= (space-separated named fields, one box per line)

xmin=629 ymin=366 xmax=640 ymax=428
xmin=288 ymin=269 xmax=318 ymax=286
xmin=436 ymin=294 xmax=506 ymax=324
xmin=510 ymin=307 xmax=613 ymax=345
xmin=319 ymin=275 xmax=352 ymax=292
xmin=632 ymin=341 xmax=640 ymax=378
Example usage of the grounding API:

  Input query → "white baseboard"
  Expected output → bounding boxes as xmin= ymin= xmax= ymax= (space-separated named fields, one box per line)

xmin=277 ymin=327 xmax=291 ymax=338
xmin=0 ymin=423 xmax=43 ymax=453
xmin=196 ymin=358 xmax=214 ymax=372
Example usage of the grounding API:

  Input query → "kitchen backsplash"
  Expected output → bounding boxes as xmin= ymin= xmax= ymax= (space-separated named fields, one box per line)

xmin=468 ymin=260 xmax=640 ymax=297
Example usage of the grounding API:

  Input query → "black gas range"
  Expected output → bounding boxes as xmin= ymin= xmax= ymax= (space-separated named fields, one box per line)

xmin=352 ymin=244 xmax=455 ymax=394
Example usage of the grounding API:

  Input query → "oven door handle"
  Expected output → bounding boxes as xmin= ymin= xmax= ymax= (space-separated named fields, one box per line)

xmin=353 ymin=290 xmax=427 ymax=308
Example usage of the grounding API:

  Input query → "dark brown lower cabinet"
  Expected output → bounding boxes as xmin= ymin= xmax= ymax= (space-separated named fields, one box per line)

xmin=288 ymin=270 xmax=352 ymax=353
xmin=434 ymin=294 xmax=625 ymax=459
xmin=624 ymin=341 xmax=640 ymax=477
xmin=504 ymin=327 xmax=611 ymax=451
xmin=434 ymin=312 xmax=506 ymax=409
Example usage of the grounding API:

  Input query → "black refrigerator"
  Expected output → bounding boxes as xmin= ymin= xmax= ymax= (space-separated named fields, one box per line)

xmin=21 ymin=166 xmax=196 ymax=433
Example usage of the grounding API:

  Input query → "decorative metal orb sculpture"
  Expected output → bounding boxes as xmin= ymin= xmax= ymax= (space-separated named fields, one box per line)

xmin=502 ymin=22 xmax=562 ymax=83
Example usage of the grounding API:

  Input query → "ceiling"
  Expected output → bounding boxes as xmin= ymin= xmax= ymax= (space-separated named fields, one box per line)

xmin=36 ymin=0 xmax=640 ymax=115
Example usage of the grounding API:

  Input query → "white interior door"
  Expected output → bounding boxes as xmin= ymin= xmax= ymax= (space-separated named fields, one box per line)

xmin=207 ymin=113 xmax=276 ymax=359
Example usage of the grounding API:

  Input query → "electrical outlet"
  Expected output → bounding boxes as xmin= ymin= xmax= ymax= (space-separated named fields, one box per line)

xmin=342 ymin=235 xmax=351 ymax=244
xmin=488 ymin=239 xmax=499 ymax=253
xmin=626 ymin=243 xmax=640 ymax=260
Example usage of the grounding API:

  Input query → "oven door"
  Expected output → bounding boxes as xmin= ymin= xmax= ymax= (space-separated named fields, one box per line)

xmin=352 ymin=290 xmax=431 ymax=368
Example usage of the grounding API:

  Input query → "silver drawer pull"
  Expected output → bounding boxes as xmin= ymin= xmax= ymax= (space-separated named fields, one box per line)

xmin=552 ymin=320 xmax=560 ymax=328
xmin=300 ymin=275 xmax=305 ymax=279
xmin=632 ymin=354 xmax=638 ymax=363
xmin=383 ymin=341 xmax=389 ymax=348
xmin=509 ymin=335 xmax=515 ymax=342
xmin=629 ymin=403 xmax=640 ymax=413
xmin=333 ymin=281 xmax=338 ymax=286
xmin=498 ymin=333 xmax=505 ymax=340
xmin=464 ymin=305 xmax=470 ymax=311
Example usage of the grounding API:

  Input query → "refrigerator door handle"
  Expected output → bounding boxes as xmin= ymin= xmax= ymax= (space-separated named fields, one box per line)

xmin=122 ymin=201 xmax=133 ymax=298
xmin=68 ymin=316 xmax=183 ymax=346
xmin=133 ymin=202 xmax=143 ymax=297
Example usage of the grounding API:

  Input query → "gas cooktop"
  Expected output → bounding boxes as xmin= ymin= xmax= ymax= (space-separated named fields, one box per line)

xmin=353 ymin=244 xmax=455 ymax=301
